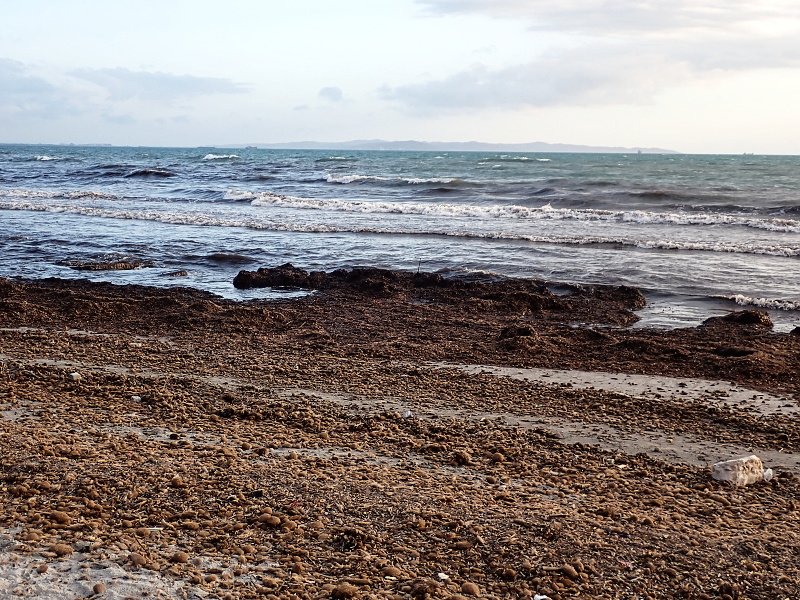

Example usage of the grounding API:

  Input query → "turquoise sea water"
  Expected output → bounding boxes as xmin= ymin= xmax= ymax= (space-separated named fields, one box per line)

xmin=1 ymin=144 xmax=798 ymax=330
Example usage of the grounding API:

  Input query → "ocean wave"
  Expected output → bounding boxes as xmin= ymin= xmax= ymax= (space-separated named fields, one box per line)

xmin=486 ymin=155 xmax=553 ymax=163
xmin=725 ymin=295 xmax=800 ymax=311
xmin=315 ymin=156 xmax=357 ymax=162
xmin=235 ymin=191 xmax=800 ymax=233
xmin=325 ymin=173 xmax=460 ymax=185
xmin=203 ymin=154 xmax=239 ymax=161
xmin=3 ymin=200 xmax=799 ymax=258
xmin=124 ymin=168 xmax=176 ymax=178
xmin=34 ymin=155 xmax=60 ymax=161
xmin=0 ymin=189 xmax=118 ymax=200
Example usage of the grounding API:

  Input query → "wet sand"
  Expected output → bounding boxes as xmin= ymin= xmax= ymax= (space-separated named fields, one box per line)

xmin=1 ymin=269 xmax=799 ymax=600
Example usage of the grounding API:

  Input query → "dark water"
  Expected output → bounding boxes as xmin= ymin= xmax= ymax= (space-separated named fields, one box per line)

xmin=1 ymin=144 xmax=798 ymax=330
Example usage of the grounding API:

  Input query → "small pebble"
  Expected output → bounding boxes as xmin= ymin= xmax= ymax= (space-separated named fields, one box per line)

xmin=461 ymin=581 xmax=481 ymax=597
xmin=50 ymin=543 xmax=73 ymax=557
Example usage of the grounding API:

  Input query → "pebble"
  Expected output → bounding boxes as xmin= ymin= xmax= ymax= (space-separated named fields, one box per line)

xmin=93 ymin=582 xmax=106 ymax=594
xmin=3 ymin=277 xmax=800 ymax=600
xmin=50 ymin=543 xmax=73 ymax=556
xmin=461 ymin=581 xmax=481 ymax=596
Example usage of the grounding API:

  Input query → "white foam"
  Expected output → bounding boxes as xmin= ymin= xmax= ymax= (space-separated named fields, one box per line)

xmin=0 ymin=189 xmax=117 ymax=200
xmin=2 ymin=199 xmax=797 ymax=258
xmin=202 ymin=153 xmax=239 ymax=160
xmin=243 ymin=190 xmax=800 ymax=233
xmin=729 ymin=294 xmax=800 ymax=311
xmin=325 ymin=173 xmax=456 ymax=185
xmin=34 ymin=155 xmax=59 ymax=161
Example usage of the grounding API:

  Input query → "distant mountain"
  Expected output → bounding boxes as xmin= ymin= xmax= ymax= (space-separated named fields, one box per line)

xmin=223 ymin=139 xmax=678 ymax=154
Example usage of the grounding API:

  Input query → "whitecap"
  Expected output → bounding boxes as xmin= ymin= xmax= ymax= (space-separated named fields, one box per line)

xmin=325 ymin=173 xmax=455 ymax=185
xmin=728 ymin=295 xmax=800 ymax=311
xmin=2 ymin=199 xmax=800 ymax=259
xmin=203 ymin=154 xmax=239 ymax=160
xmin=245 ymin=190 xmax=800 ymax=233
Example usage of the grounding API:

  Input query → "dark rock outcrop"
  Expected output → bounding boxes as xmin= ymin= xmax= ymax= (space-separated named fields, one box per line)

xmin=703 ymin=310 xmax=773 ymax=329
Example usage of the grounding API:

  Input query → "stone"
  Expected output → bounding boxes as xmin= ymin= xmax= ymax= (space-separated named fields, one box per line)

xmin=461 ymin=581 xmax=481 ymax=596
xmin=712 ymin=455 xmax=773 ymax=486
xmin=50 ymin=543 xmax=73 ymax=556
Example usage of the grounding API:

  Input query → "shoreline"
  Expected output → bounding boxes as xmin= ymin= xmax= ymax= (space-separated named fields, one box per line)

xmin=2 ymin=271 xmax=799 ymax=599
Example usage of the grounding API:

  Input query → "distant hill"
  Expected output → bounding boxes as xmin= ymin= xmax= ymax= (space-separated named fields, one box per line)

xmin=223 ymin=139 xmax=678 ymax=154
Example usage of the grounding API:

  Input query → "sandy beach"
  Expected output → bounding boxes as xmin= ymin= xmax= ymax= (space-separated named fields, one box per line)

xmin=1 ymin=267 xmax=799 ymax=600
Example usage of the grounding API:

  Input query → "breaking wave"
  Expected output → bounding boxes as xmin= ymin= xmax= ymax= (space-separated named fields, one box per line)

xmin=124 ymin=168 xmax=176 ymax=178
xmin=231 ymin=191 xmax=800 ymax=233
xmin=325 ymin=173 xmax=461 ymax=185
xmin=726 ymin=295 xmax=800 ymax=311
xmin=0 ymin=189 xmax=118 ymax=200
xmin=203 ymin=154 xmax=239 ymax=161
xmin=2 ymin=200 xmax=799 ymax=257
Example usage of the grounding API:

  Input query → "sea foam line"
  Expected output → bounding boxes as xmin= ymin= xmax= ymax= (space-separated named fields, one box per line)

xmin=324 ymin=174 xmax=458 ymax=185
xmin=229 ymin=191 xmax=800 ymax=233
xmin=2 ymin=201 xmax=799 ymax=258
xmin=203 ymin=154 xmax=239 ymax=160
xmin=0 ymin=189 xmax=119 ymax=200
xmin=727 ymin=295 xmax=800 ymax=311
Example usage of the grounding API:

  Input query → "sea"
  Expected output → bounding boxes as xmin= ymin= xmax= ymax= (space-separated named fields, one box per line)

xmin=1 ymin=144 xmax=798 ymax=331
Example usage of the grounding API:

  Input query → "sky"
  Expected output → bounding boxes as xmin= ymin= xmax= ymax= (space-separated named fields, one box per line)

xmin=2 ymin=0 xmax=800 ymax=154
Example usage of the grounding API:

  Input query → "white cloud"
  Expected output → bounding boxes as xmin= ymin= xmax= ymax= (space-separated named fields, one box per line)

xmin=69 ymin=67 xmax=248 ymax=103
xmin=417 ymin=0 xmax=800 ymax=36
xmin=0 ymin=58 xmax=76 ymax=118
xmin=382 ymin=47 xmax=687 ymax=111
xmin=318 ymin=86 xmax=344 ymax=103
xmin=383 ymin=0 xmax=800 ymax=113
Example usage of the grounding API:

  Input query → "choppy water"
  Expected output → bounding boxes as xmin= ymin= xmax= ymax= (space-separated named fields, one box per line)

xmin=1 ymin=144 xmax=798 ymax=330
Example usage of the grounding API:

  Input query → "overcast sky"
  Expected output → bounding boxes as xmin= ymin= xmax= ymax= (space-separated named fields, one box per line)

xmin=2 ymin=0 xmax=799 ymax=153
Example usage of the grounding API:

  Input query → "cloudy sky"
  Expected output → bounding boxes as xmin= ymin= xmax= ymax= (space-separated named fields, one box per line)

xmin=2 ymin=0 xmax=799 ymax=153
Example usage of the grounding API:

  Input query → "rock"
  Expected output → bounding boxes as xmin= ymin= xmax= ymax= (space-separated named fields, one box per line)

xmin=129 ymin=552 xmax=147 ymax=567
xmin=50 ymin=543 xmax=73 ymax=556
xmin=561 ymin=563 xmax=580 ymax=580
xmin=171 ymin=551 xmax=190 ymax=563
xmin=331 ymin=582 xmax=359 ymax=598
xmin=93 ymin=582 xmax=106 ymax=594
xmin=233 ymin=263 xmax=323 ymax=290
xmin=461 ymin=581 xmax=481 ymax=596
xmin=382 ymin=566 xmax=403 ymax=577
xmin=713 ymin=345 xmax=756 ymax=357
xmin=712 ymin=455 xmax=773 ymax=486
xmin=50 ymin=510 xmax=72 ymax=524
xmin=499 ymin=325 xmax=535 ymax=339
xmin=452 ymin=450 xmax=472 ymax=465
xmin=258 ymin=515 xmax=282 ymax=527
xmin=703 ymin=310 xmax=773 ymax=329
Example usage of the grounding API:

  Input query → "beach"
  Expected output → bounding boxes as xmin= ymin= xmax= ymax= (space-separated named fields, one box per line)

xmin=1 ymin=269 xmax=799 ymax=600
